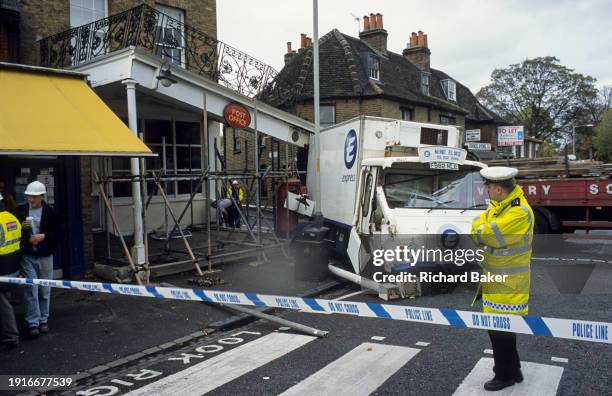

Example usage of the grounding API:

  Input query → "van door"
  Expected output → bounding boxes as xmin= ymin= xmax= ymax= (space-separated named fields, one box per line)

xmin=347 ymin=167 xmax=377 ymax=273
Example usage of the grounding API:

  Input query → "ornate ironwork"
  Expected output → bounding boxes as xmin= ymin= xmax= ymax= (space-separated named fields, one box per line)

xmin=38 ymin=4 xmax=298 ymax=106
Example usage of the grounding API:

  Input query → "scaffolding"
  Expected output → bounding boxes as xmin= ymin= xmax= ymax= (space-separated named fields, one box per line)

xmin=93 ymin=98 xmax=306 ymax=284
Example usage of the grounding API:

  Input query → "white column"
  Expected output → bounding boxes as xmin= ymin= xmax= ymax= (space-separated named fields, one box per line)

xmin=122 ymin=78 xmax=145 ymax=265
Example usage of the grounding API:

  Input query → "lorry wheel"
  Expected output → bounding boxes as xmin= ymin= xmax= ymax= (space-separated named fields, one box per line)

xmin=534 ymin=210 xmax=550 ymax=234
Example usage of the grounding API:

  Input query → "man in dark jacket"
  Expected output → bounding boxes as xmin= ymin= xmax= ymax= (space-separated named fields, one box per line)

xmin=16 ymin=181 xmax=61 ymax=338
xmin=0 ymin=192 xmax=21 ymax=349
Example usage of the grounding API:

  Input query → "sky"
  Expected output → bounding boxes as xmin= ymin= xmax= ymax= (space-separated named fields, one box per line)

xmin=217 ymin=0 xmax=612 ymax=94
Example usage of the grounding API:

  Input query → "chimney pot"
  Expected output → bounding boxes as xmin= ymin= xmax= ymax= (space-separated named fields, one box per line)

xmin=300 ymin=33 xmax=307 ymax=48
xmin=370 ymin=13 xmax=377 ymax=29
xmin=376 ymin=13 xmax=383 ymax=29
xmin=287 ymin=42 xmax=292 ymax=53
xmin=410 ymin=32 xmax=418 ymax=47
xmin=363 ymin=15 xmax=370 ymax=31
xmin=417 ymin=31 xmax=425 ymax=47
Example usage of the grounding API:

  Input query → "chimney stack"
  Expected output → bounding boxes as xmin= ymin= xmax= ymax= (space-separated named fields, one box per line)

xmin=359 ymin=12 xmax=388 ymax=54
xmin=284 ymin=41 xmax=296 ymax=65
xmin=403 ymin=30 xmax=431 ymax=70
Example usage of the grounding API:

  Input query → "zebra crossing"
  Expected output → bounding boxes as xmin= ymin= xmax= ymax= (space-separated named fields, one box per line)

xmin=74 ymin=330 xmax=568 ymax=396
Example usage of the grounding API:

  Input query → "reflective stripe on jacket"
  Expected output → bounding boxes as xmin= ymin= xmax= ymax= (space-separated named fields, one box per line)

xmin=470 ymin=185 xmax=534 ymax=316
xmin=0 ymin=210 xmax=22 ymax=275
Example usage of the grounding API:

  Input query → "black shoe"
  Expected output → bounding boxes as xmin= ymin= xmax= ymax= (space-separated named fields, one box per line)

xmin=28 ymin=327 xmax=40 ymax=338
xmin=39 ymin=323 xmax=49 ymax=334
xmin=515 ymin=370 xmax=523 ymax=383
xmin=484 ymin=377 xmax=515 ymax=391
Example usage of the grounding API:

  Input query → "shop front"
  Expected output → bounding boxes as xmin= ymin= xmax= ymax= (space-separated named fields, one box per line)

xmin=0 ymin=63 xmax=152 ymax=278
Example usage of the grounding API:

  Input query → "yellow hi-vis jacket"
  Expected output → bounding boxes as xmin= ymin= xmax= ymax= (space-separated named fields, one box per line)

xmin=470 ymin=185 xmax=534 ymax=316
xmin=227 ymin=186 xmax=245 ymax=203
xmin=0 ymin=210 xmax=22 ymax=275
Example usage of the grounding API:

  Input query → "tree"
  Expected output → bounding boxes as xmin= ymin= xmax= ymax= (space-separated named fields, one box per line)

xmin=593 ymin=109 xmax=612 ymax=162
xmin=582 ymin=85 xmax=612 ymax=124
xmin=477 ymin=57 xmax=599 ymax=141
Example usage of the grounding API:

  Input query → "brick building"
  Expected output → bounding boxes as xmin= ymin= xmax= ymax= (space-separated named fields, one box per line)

xmin=226 ymin=12 xmax=520 ymax=175
xmin=2 ymin=0 xmax=313 ymax=277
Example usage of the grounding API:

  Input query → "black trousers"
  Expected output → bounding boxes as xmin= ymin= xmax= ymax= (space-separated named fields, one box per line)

xmin=488 ymin=330 xmax=521 ymax=380
xmin=0 ymin=289 xmax=19 ymax=344
xmin=226 ymin=205 xmax=240 ymax=228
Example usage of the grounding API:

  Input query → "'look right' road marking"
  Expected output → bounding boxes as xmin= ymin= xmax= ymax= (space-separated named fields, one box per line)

xmin=453 ymin=357 xmax=564 ymax=396
xmin=124 ymin=332 xmax=315 ymax=396
xmin=280 ymin=343 xmax=420 ymax=396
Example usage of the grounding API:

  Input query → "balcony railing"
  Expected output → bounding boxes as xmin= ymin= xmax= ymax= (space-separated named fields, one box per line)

xmin=39 ymin=4 xmax=296 ymax=106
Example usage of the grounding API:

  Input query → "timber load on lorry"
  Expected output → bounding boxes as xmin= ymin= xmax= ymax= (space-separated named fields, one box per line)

xmin=483 ymin=157 xmax=612 ymax=178
xmin=482 ymin=157 xmax=612 ymax=233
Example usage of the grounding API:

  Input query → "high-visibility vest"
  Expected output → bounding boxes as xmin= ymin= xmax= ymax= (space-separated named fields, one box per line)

xmin=0 ymin=210 xmax=21 ymax=275
xmin=0 ymin=211 xmax=20 ymax=256
xmin=471 ymin=185 xmax=534 ymax=316
xmin=227 ymin=186 xmax=245 ymax=203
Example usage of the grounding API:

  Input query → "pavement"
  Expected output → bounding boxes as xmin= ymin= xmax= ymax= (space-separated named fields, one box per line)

xmin=0 ymin=245 xmax=339 ymax=392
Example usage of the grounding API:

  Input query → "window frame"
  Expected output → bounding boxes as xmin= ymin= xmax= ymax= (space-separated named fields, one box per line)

xmin=154 ymin=4 xmax=186 ymax=66
xmin=233 ymin=129 xmax=242 ymax=154
xmin=109 ymin=117 xmax=204 ymax=200
xmin=368 ymin=55 xmax=380 ymax=81
xmin=69 ymin=0 xmax=108 ymax=27
xmin=441 ymin=79 xmax=457 ymax=101
xmin=421 ymin=72 xmax=430 ymax=96
xmin=439 ymin=115 xmax=456 ymax=126
xmin=320 ymin=104 xmax=336 ymax=128
xmin=400 ymin=107 xmax=414 ymax=121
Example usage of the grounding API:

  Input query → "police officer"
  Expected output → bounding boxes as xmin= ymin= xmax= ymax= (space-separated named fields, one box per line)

xmin=471 ymin=167 xmax=534 ymax=391
xmin=0 ymin=192 xmax=21 ymax=350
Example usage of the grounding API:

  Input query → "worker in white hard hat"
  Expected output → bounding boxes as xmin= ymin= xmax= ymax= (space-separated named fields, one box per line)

xmin=16 ymin=181 xmax=61 ymax=338
xmin=470 ymin=167 xmax=534 ymax=391
xmin=0 ymin=192 xmax=22 ymax=350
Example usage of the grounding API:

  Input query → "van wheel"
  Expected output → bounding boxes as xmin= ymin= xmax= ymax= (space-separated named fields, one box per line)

xmin=534 ymin=210 xmax=550 ymax=234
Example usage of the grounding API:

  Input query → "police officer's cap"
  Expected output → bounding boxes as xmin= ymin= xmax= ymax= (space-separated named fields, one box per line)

xmin=480 ymin=166 xmax=519 ymax=183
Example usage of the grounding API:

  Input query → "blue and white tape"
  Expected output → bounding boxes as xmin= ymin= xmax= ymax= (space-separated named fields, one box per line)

xmin=0 ymin=276 xmax=610 ymax=344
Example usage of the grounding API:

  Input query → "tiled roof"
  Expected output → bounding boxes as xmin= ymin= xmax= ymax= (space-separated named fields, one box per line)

xmin=274 ymin=29 xmax=505 ymax=123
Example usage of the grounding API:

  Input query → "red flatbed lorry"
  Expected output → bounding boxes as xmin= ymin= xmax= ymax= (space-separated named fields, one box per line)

xmin=518 ymin=177 xmax=611 ymax=233
xmin=483 ymin=157 xmax=611 ymax=233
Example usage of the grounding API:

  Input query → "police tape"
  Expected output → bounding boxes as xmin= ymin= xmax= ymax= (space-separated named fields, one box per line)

xmin=0 ymin=276 xmax=610 ymax=345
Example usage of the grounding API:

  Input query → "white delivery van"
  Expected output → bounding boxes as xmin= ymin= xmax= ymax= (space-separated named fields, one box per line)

xmin=304 ymin=116 xmax=488 ymax=274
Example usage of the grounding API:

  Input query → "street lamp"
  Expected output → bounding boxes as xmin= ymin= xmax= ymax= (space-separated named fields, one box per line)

xmin=572 ymin=124 xmax=594 ymax=157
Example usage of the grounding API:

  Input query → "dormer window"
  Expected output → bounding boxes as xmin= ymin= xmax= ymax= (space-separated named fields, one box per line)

xmin=421 ymin=72 xmax=430 ymax=95
xmin=369 ymin=56 xmax=380 ymax=80
xmin=442 ymin=79 xmax=456 ymax=101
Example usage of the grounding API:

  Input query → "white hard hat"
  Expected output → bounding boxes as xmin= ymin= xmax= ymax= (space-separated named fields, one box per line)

xmin=232 ymin=180 xmax=239 ymax=185
xmin=480 ymin=166 xmax=519 ymax=183
xmin=24 ymin=181 xmax=47 ymax=196
xmin=0 ymin=192 xmax=3 ymax=201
